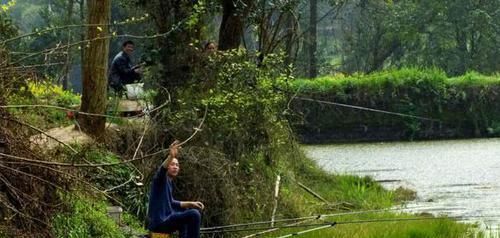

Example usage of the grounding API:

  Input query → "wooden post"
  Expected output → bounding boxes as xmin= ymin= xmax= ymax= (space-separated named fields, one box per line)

xmin=271 ymin=174 xmax=281 ymax=227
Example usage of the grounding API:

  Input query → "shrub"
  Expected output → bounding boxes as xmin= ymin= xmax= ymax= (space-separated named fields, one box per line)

xmin=52 ymin=194 xmax=125 ymax=238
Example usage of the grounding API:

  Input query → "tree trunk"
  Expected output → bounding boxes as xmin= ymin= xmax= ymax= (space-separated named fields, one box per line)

xmin=79 ymin=0 xmax=85 ymax=85
xmin=62 ymin=0 xmax=74 ymax=90
xmin=455 ymin=25 xmax=469 ymax=75
xmin=308 ymin=0 xmax=318 ymax=78
xmin=78 ymin=0 xmax=111 ymax=138
xmin=219 ymin=0 xmax=250 ymax=50
xmin=140 ymin=0 xmax=202 ymax=112
xmin=284 ymin=12 xmax=297 ymax=66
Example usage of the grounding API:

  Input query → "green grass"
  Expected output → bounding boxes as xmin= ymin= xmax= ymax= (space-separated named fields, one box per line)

xmin=265 ymin=213 xmax=479 ymax=238
xmin=285 ymin=158 xmax=395 ymax=212
xmin=292 ymin=68 xmax=449 ymax=93
xmin=52 ymin=192 xmax=145 ymax=238
xmin=52 ymin=194 xmax=125 ymax=238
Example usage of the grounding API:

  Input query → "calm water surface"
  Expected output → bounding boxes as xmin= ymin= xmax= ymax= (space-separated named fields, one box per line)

xmin=304 ymin=138 xmax=500 ymax=231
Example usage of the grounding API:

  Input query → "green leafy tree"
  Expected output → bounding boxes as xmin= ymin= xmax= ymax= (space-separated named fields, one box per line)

xmin=0 ymin=1 xmax=17 ymax=42
xmin=339 ymin=0 xmax=500 ymax=75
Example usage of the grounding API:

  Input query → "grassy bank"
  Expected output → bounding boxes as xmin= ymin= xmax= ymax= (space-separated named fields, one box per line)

xmin=291 ymin=68 xmax=500 ymax=143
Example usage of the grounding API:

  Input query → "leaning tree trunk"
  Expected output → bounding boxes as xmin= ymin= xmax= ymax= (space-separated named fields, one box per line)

xmin=307 ymin=0 xmax=318 ymax=78
xmin=78 ymin=0 xmax=111 ymax=138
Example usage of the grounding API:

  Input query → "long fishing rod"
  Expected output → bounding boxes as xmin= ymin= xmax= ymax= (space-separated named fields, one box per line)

xmin=201 ymin=222 xmax=338 ymax=234
xmin=201 ymin=215 xmax=500 ymax=234
xmin=200 ymin=205 xmax=441 ymax=232
xmin=295 ymin=96 xmax=440 ymax=122
xmin=276 ymin=223 xmax=337 ymax=238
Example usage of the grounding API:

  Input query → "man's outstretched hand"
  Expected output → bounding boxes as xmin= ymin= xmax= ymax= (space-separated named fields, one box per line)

xmin=169 ymin=140 xmax=181 ymax=159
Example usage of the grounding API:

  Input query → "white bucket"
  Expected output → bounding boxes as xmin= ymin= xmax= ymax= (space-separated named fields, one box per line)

xmin=125 ymin=83 xmax=144 ymax=100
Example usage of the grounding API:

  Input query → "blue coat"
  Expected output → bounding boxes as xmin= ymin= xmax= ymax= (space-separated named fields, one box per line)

xmin=147 ymin=166 xmax=182 ymax=231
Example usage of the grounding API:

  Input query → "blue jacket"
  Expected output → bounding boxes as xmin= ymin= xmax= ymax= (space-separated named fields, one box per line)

xmin=147 ymin=166 xmax=182 ymax=231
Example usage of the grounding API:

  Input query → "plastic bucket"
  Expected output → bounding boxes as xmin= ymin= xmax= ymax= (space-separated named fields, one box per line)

xmin=125 ymin=83 xmax=144 ymax=100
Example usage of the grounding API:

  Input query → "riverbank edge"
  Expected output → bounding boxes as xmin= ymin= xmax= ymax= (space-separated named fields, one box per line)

xmin=290 ymin=68 xmax=500 ymax=144
xmin=295 ymin=129 xmax=500 ymax=144
xmin=256 ymin=148 xmax=478 ymax=237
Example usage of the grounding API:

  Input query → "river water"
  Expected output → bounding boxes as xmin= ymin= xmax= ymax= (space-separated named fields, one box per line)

xmin=304 ymin=138 xmax=500 ymax=232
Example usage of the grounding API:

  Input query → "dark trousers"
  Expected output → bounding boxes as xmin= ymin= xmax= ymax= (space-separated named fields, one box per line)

xmin=151 ymin=209 xmax=201 ymax=238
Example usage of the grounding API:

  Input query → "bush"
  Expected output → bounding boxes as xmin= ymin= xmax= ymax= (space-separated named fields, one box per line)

xmin=7 ymin=81 xmax=80 ymax=130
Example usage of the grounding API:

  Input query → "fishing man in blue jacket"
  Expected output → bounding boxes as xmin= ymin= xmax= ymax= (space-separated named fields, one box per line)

xmin=147 ymin=140 xmax=204 ymax=238
xmin=108 ymin=40 xmax=142 ymax=93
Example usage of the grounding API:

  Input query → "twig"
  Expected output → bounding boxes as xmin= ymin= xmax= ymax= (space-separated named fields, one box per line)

xmin=3 ymin=17 xmax=190 ymax=66
xmin=2 ymin=160 xmax=125 ymax=207
xmin=129 ymin=118 xmax=149 ymax=180
xmin=0 ymin=173 xmax=56 ymax=207
xmin=296 ymin=181 xmax=330 ymax=204
xmin=0 ymin=90 xmax=172 ymax=120
xmin=1 ymin=20 xmax=149 ymax=45
xmin=286 ymin=85 xmax=302 ymax=113
xmin=178 ymin=105 xmax=208 ymax=147
xmin=1 ymin=104 xmax=126 ymax=119
xmin=4 ymin=62 xmax=66 ymax=69
xmin=0 ymin=163 xmax=64 ymax=190
xmin=103 ymin=175 xmax=135 ymax=193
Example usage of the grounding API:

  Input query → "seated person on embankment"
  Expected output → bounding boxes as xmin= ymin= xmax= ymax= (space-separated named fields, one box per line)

xmin=108 ymin=40 xmax=142 ymax=94
xmin=147 ymin=141 xmax=204 ymax=238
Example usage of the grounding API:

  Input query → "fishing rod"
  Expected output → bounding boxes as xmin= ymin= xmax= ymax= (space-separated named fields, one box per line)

xmin=201 ymin=215 xmax=500 ymax=234
xmin=276 ymin=223 xmax=337 ymax=238
xmin=200 ymin=205 xmax=444 ymax=232
xmin=201 ymin=208 xmax=413 ymax=231
xmin=294 ymin=96 xmax=440 ymax=122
